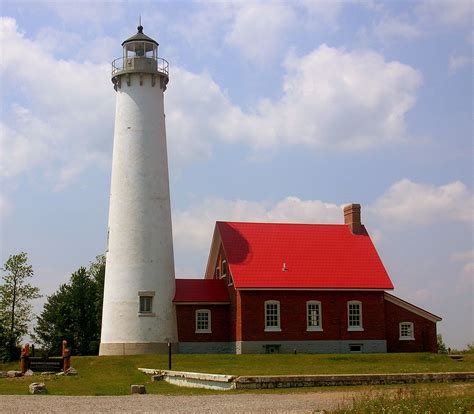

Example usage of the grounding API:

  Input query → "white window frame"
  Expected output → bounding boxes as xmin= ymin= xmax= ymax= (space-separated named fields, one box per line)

xmin=399 ymin=322 xmax=415 ymax=340
xmin=195 ymin=309 xmax=212 ymax=333
xmin=306 ymin=301 xmax=323 ymax=331
xmin=264 ymin=300 xmax=281 ymax=332
xmin=347 ymin=300 xmax=364 ymax=331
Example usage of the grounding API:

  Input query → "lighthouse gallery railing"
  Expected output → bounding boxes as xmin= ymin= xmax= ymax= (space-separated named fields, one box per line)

xmin=111 ymin=56 xmax=169 ymax=77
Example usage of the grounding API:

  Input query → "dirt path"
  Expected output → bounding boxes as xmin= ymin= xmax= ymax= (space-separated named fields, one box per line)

xmin=0 ymin=391 xmax=360 ymax=413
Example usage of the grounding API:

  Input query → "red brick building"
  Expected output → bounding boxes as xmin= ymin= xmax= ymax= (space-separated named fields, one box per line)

xmin=173 ymin=204 xmax=441 ymax=354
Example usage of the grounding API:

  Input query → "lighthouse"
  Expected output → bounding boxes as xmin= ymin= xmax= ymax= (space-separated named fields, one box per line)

xmin=99 ymin=24 xmax=177 ymax=355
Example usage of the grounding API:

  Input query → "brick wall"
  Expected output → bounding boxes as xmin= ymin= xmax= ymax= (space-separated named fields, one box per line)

xmin=384 ymin=300 xmax=438 ymax=353
xmin=176 ymin=304 xmax=230 ymax=342
xmin=238 ymin=291 xmax=386 ymax=342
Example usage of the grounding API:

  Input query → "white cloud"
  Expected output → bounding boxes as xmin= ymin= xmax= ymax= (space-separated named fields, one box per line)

xmin=374 ymin=17 xmax=423 ymax=41
xmin=298 ymin=0 xmax=344 ymax=29
xmin=0 ymin=19 xmax=422 ymax=185
xmin=449 ymin=55 xmax=473 ymax=74
xmin=167 ymin=44 xmax=421 ymax=160
xmin=416 ymin=0 xmax=473 ymax=27
xmin=215 ymin=45 xmax=421 ymax=151
xmin=368 ymin=0 xmax=473 ymax=44
xmin=173 ymin=196 xmax=341 ymax=252
xmin=173 ymin=179 xmax=474 ymax=254
xmin=225 ymin=2 xmax=296 ymax=64
xmin=371 ymin=179 xmax=474 ymax=228
xmin=0 ymin=17 xmax=114 ymax=188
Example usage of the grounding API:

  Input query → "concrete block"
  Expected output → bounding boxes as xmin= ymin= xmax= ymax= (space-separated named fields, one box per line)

xmin=131 ymin=384 xmax=146 ymax=394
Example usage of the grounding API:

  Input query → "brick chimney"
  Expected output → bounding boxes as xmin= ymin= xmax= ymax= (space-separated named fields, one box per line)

xmin=344 ymin=203 xmax=363 ymax=235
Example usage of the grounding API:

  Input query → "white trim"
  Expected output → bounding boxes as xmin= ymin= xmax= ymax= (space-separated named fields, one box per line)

xmin=384 ymin=293 xmax=442 ymax=322
xmin=347 ymin=300 xmax=363 ymax=331
xmin=138 ymin=290 xmax=155 ymax=297
xmin=306 ymin=300 xmax=323 ymax=331
xmin=399 ymin=321 xmax=415 ymax=340
xmin=347 ymin=327 xmax=364 ymax=332
xmin=174 ymin=302 xmax=230 ymax=305
xmin=195 ymin=309 xmax=212 ymax=333
xmin=204 ymin=225 xmax=222 ymax=279
xmin=264 ymin=300 xmax=281 ymax=331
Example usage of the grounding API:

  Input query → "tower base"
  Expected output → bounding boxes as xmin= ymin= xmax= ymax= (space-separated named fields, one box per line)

xmin=99 ymin=342 xmax=178 ymax=355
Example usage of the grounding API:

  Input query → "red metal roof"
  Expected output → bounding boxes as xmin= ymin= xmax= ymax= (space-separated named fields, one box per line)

xmin=174 ymin=279 xmax=230 ymax=303
xmin=217 ymin=221 xmax=394 ymax=290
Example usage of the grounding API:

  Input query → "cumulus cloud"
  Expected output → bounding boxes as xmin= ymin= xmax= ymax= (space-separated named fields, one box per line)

xmin=173 ymin=196 xmax=341 ymax=252
xmin=0 ymin=17 xmax=113 ymax=187
xmin=173 ymin=179 xmax=473 ymax=254
xmin=370 ymin=179 xmax=474 ymax=228
xmin=1 ymin=18 xmax=422 ymax=186
xmin=208 ymin=45 xmax=421 ymax=151
xmin=225 ymin=2 xmax=296 ymax=64
xmin=161 ymin=44 xmax=422 ymax=161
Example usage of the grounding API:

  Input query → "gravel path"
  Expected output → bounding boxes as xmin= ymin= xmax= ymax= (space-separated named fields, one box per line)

xmin=0 ymin=391 xmax=359 ymax=413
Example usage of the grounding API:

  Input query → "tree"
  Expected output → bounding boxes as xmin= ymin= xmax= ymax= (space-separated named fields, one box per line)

xmin=437 ymin=334 xmax=448 ymax=354
xmin=34 ymin=256 xmax=105 ymax=356
xmin=88 ymin=255 xmax=105 ymax=332
xmin=0 ymin=252 xmax=41 ymax=361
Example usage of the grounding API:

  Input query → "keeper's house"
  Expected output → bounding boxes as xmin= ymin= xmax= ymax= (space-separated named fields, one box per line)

xmin=173 ymin=204 xmax=441 ymax=354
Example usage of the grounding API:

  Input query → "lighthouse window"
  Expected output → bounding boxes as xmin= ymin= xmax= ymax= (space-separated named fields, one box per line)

xmin=139 ymin=296 xmax=153 ymax=313
xmin=196 ymin=309 xmax=211 ymax=333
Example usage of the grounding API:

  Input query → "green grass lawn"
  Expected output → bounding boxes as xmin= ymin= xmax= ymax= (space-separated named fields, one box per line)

xmin=0 ymin=353 xmax=473 ymax=396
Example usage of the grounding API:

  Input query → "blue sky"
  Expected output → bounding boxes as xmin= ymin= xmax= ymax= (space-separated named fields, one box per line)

xmin=1 ymin=0 xmax=472 ymax=348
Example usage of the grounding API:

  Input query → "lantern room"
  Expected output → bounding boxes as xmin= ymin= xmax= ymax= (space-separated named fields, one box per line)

xmin=122 ymin=24 xmax=159 ymax=59
xmin=111 ymin=24 xmax=169 ymax=85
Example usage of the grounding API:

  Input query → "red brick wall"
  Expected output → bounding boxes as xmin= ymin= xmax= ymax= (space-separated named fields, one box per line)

xmin=239 ymin=291 xmax=386 ymax=341
xmin=384 ymin=300 xmax=438 ymax=353
xmin=176 ymin=304 xmax=230 ymax=342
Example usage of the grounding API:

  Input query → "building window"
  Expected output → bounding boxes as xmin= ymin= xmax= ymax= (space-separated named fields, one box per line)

xmin=139 ymin=296 xmax=153 ymax=313
xmin=347 ymin=301 xmax=363 ymax=331
xmin=306 ymin=301 xmax=323 ymax=331
xmin=196 ymin=309 xmax=211 ymax=333
xmin=264 ymin=300 xmax=281 ymax=332
xmin=399 ymin=322 xmax=414 ymax=340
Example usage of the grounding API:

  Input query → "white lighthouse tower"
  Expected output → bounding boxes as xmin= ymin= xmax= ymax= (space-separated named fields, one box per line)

xmin=99 ymin=24 xmax=177 ymax=355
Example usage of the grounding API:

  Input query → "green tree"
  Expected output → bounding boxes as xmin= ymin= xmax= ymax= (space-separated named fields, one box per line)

xmin=0 ymin=252 xmax=41 ymax=361
xmin=437 ymin=334 xmax=448 ymax=354
xmin=34 ymin=256 xmax=105 ymax=356
xmin=88 ymin=255 xmax=105 ymax=332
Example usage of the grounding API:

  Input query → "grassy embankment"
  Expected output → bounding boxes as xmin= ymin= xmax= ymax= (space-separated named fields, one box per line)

xmin=0 ymin=353 xmax=473 ymax=396
xmin=336 ymin=384 xmax=474 ymax=413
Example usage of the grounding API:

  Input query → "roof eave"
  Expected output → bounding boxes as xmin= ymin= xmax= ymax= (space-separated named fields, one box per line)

xmin=384 ymin=292 xmax=442 ymax=322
